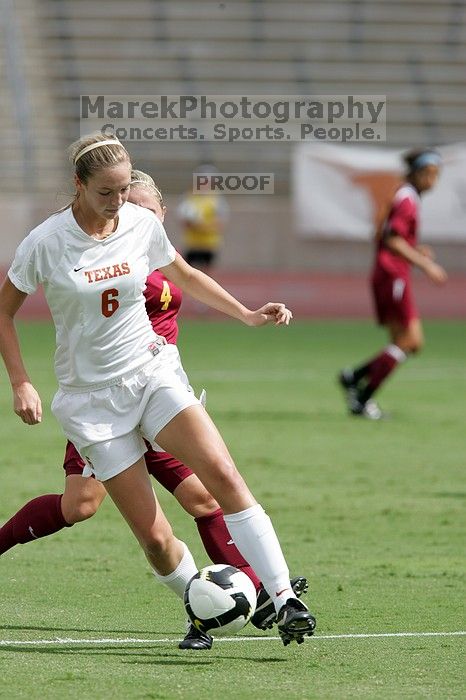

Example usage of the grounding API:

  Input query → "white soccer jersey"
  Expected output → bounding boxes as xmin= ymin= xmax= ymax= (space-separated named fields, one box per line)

xmin=8 ymin=202 xmax=176 ymax=390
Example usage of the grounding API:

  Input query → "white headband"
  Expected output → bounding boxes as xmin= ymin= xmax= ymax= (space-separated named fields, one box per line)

xmin=74 ymin=139 xmax=124 ymax=164
xmin=130 ymin=178 xmax=163 ymax=199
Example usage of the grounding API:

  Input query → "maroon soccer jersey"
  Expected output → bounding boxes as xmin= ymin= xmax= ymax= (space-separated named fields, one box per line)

xmin=143 ymin=270 xmax=182 ymax=344
xmin=375 ymin=184 xmax=419 ymax=278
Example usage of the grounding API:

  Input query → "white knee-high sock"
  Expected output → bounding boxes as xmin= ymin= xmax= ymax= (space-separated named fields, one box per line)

xmin=152 ymin=541 xmax=198 ymax=600
xmin=224 ymin=504 xmax=294 ymax=613
xmin=386 ymin=344 xmax=407 ymax=363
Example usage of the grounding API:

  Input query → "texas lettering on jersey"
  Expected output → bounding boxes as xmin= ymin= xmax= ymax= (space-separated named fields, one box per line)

xmin=83 ymin=262 xmax=130 ymax=283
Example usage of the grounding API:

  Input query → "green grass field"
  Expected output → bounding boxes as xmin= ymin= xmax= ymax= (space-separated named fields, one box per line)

xmin=0 ymin=320 xmax=465 ymax=699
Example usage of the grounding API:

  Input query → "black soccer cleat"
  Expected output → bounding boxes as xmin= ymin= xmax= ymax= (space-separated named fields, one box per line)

xmin=338 ymin=369 xmax=360 ymax=411
xmin=277 ymin=598 xmax=316 ymax=646
xmin=178 ymin=623 xmax=213 ymax=650
xmin=250 ymin=576 xmax=309 ymax=630
xmin=350 ymin=398 xmax=385 ymax=421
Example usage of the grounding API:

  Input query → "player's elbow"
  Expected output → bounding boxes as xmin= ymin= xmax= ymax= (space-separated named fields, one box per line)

xmin=384 ymin=233 xmax=402 ymax=254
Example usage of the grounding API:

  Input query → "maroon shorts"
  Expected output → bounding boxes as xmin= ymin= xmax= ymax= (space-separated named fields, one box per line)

xmin=63 ymin=440 xmax=86 ymax=476
xmin=371 ymin=269 xmax=418 ymax=328
xmin=63 ymin=440 xmax=194 ymax=494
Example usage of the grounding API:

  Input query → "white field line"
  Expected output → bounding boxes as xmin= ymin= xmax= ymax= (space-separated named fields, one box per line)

xmin=0 ymin=631 xmax=464 ymax=647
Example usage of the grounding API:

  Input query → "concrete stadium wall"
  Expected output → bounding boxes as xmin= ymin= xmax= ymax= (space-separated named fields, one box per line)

xmin=1 ymin=194 xmax=465 ymax=274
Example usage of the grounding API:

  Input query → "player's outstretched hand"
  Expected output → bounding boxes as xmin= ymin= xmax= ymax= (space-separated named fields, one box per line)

xmin=245 ymin=302 xmax=293 ymax=327
xmin=13 ymin=381 xmax=42 ymax=425
xmin=424 ymin=260 xmax=448 ymax=285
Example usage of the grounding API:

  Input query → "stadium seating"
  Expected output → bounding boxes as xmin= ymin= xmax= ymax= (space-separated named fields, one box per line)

xmin=1 ymin=0 xmax=465 ymax=193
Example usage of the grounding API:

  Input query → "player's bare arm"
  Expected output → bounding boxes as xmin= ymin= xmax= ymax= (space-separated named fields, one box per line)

xmin=385 ymin=233 xmax=447 ymax=284
xmin=160 ymin=253 xmax=292 ymax=326
xmin=0 ymin=277 xmax=42 ymax=424
xmin=416 ymin=244 xmax=435 ymax=260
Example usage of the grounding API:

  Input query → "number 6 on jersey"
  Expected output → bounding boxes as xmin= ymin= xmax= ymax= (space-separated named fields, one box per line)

xmin=101 ymin=288 xmax=119 ymax=318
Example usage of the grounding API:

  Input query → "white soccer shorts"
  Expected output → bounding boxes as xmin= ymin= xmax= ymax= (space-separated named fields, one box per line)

xmin=51 ymin=344 xmax=200 ymax=481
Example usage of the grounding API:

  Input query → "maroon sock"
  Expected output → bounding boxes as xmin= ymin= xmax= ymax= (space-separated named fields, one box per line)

xmin=0 ymin=494 xmax=71 ymax=555
xmin=195 ymin=508 xmax=261 ymax=591
xmin=359 ymin=347 xmax=403 ymax=402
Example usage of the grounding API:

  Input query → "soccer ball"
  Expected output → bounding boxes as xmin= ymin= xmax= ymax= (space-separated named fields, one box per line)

xmin=184 ymin=564 xmax=257 ymax=636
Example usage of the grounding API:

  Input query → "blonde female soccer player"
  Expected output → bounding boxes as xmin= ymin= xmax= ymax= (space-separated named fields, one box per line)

xmin=0 ymin=135 xmax=315 ymax=646
xmin=0 ymin=169 xmax=307 ymax=649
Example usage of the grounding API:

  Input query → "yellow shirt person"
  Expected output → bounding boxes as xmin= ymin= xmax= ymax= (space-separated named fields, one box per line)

xmin=177 ymin=166 xmax=229 ymax=271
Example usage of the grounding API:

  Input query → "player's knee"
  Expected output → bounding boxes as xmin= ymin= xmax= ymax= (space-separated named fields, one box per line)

xmin=190 ymin=492 xmax=219 ymax=518
xmin=199 ymin=492 xmax=220 ymax=514
xmin=68 ymin=497 xmax=100 ymax=523
xmin=174 ymin=476 xmax=220 ymax=518
xmin=207 ymin=455 xmax=240 ymax=488
xmin=211 ymin=458 xmax=248 ymax=504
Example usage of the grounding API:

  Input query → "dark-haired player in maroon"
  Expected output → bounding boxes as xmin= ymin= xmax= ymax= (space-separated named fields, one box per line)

xmin=0 ymin=172 xmax=307 ymax=648
xmin=339 ymin=149 xmax=448 ymax=419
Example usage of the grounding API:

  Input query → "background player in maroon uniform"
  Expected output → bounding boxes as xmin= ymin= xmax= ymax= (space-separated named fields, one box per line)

xmin=0 ymin=170 xmax=306 ymax=648
xmin=339 ymin=149 xmax=448 ymax=419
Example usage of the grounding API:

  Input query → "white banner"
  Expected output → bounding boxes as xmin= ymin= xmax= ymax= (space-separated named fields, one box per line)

xmin=292 ymin=143 xmax=466 ymax=242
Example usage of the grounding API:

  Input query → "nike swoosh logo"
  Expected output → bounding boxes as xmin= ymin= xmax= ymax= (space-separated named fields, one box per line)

xmin=226 ymin=539 xmax=234 ymax=545
xmin=276 ymin=587 xmax=291 ymax=597
xmin=73 ymin=266 xmax=84 ymax=272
